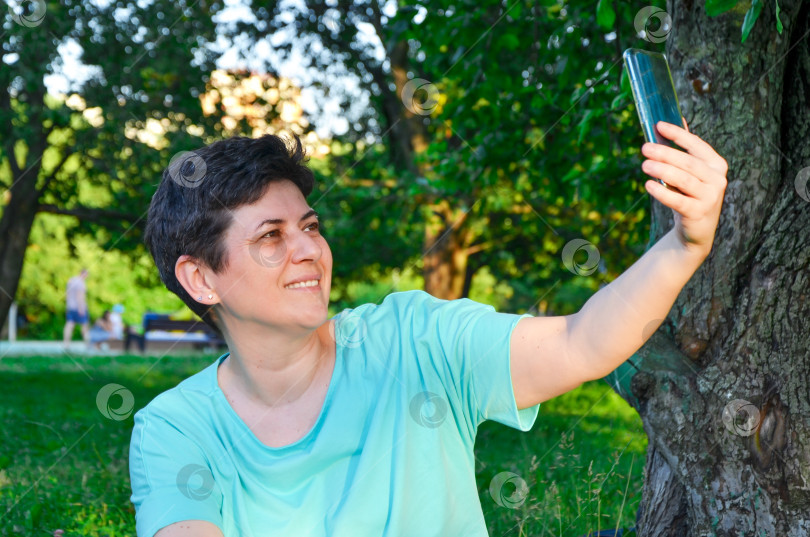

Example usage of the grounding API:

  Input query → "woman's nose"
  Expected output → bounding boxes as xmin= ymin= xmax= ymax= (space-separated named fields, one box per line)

xmin=289 ymin=228 xmax=321 ymax=263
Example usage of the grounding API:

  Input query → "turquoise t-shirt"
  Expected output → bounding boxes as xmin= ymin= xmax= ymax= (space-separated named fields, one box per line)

xmin=129 ymin=290 xmax=539 ymax=537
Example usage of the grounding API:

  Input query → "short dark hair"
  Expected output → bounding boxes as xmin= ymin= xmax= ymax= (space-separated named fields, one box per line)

xmin=144 ymin=134 xmax=315 ymax=330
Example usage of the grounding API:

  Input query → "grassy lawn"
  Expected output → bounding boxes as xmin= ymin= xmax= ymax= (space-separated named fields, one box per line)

xmin=0 ymin=354 xmax=646 ymax=536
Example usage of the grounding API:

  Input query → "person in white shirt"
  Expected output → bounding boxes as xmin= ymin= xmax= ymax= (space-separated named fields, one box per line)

xmin=109 ymin=304 xmax=125 ymax=339
xmin=63 ymin=268 xmax=89 ymax=346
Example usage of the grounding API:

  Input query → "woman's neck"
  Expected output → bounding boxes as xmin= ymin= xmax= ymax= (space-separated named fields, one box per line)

xmin=218 ymin=320 xmax=335 ymax=408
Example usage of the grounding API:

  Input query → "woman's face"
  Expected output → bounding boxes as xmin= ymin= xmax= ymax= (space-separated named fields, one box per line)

xmin=209 ymin=179 xmax=333 ymax=334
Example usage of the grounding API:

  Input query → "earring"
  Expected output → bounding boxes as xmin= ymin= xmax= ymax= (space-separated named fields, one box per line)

xmin=208 ymin=294 xmax=214 ymax=300
xmin=197 ymin=296 xmax=203 ymax=301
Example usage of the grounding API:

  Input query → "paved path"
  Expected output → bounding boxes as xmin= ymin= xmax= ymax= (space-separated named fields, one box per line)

xmin=0 ymin=340 xmax=219 ymax=357
xmin=0 ymin=340 xmax=124 ymax=357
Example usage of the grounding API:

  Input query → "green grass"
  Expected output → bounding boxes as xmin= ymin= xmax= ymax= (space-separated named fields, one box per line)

xmin=0 ymin=355 xmax=646 ymax=536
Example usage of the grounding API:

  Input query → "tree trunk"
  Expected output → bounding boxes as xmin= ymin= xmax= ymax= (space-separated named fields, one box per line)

xmin=422 ymin=199 xmax=473 ymax=299
xmin=373 ymin=40 xmax=427 ymax=174
xmin=610 ymin=1 xmax=810 ymax=534
xmin=636 ymin=447 xmax=688 ymax=535
xmin=461 ymin=259 xmax=477 ymax=299
xmin=374 ymin=37 xmax=473 ymax=300
xmin=0 ymin=169 xmax=42 ymax=334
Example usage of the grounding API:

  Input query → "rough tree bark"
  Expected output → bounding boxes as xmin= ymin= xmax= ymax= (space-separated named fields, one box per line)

xmin=610 ymin=1 xmax=810 ymax=535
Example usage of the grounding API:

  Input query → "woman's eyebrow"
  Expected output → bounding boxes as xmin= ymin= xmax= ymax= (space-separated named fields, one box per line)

xmin=254 ymin=209 xmax=319 ymax=231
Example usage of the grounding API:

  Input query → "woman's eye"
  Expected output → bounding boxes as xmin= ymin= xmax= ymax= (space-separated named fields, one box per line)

xmin=261 ymin=222 xmax=319 ymax=238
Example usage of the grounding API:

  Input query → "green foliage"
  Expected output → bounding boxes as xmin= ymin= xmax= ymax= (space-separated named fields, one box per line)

xmin=775 ymin=0 xmax=784 ymax=33
xmin=1 ymin=0 xmax=230 ymax=229
xmin=596 ymin=0 xmax=616 ymax=29
xmin=0 ymin=355 xmax=645 ymax=535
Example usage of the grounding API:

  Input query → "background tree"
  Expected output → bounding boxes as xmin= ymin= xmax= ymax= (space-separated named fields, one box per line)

xmin=0 ymin=0 xmax=232 ymax=332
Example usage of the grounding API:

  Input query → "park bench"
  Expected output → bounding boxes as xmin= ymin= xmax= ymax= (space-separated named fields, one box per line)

xmin=142 ymin=317 xmax=225 ymax=351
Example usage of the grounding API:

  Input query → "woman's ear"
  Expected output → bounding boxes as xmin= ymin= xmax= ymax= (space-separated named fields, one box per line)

xmin=175 ymin=255 xmax=217 ymax=304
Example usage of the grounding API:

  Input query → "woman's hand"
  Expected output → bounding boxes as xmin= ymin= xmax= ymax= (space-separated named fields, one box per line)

xmin=640 ymin=120 xmax=728 ymax=257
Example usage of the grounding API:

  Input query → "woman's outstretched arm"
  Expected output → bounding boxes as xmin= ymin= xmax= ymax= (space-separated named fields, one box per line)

xmin=509 ymin=121 xmax=728 ymax=409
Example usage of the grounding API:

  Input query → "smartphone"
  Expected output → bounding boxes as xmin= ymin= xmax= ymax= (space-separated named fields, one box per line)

xmin=623 ymin=48 xmax=684 ymax=190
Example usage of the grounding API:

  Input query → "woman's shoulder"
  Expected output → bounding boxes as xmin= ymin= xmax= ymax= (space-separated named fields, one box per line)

xmin=332 ymin=290 xmax=432 ymax=335
xmin=345 ymin=289 xmax=435 ymax=317
xmin=134 ymin=357 xmax=222 ymax=426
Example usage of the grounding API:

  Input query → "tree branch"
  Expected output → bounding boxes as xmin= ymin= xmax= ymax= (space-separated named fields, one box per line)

xmin=4 ymin=141 xmax=22 ymax=179
xmin=0 ymin=76 xmax=12 ymax=155
xmin=37 ymin=148 xmax=75 ymax=195
xmin=465 ymin=231 xmax=526 ymax=256
xmin=369 ymin=0 xmax=386 ymax=42
xmin=465 ymin=241 xmax=495 ymax=256
xmin=37 ymin=204 xmax=140 ymax=224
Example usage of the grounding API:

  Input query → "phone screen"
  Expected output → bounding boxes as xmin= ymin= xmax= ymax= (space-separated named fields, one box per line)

xmin=622 ymin=48 xmax=684 ymax=146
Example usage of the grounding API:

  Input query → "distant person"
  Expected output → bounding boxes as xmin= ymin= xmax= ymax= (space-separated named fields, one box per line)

xmin=63 ymin=269 xmax=89 ymax=346
xmin=106 ymin=303 xmax=147 ymax=353
xmin=88 ymin=309 xmax=115 ymax=349
xmin=109 ymin=304 xmax=126 ymax=339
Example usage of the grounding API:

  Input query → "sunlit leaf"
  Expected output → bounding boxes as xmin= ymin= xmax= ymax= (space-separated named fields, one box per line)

xmin=740 ymin=0 xmax=762 ymax=43
xmin=596 ymin=0 xmax=616 ymax=29
xmin=775 ymin=0 xmax=784 ymax=33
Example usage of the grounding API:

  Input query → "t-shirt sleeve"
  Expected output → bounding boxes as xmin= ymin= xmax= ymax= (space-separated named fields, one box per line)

xmin=391 ymin=291 xmax=540 ymax=432
xmin=129 ymin=404 xmax=224 ymax=537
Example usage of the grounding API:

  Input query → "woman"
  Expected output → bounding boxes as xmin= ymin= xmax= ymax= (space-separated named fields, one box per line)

xmin=88 ymin=309 xmax=114 ymax=349
xmin=131 ymin=126 xmax=727 ymax=536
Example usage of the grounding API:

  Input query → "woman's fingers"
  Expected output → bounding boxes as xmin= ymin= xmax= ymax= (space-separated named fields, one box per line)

xmin=655 ymin=121 xmax=729 ymax=176
xmin=639 ymin=119 xmax=728 ymax=253
xmin=644 ymin=179 xmax=693 ymax=214
xmin=641 ymin=141 xmax=725 ymax=187
xmin=641 ymin=159 xmax=702 ymax=198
